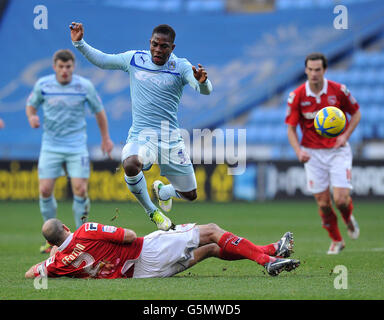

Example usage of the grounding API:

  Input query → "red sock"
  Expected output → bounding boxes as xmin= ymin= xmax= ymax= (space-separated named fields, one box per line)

xmin=218 ymin=232 xmax=274 ymax=265
xmin=319 ymin=208 xmax=343 ymax=242
xmin=338 ymin=199 xmax=353 ymax=225
xmin=259 ymin=243 xmax=278 ymax=256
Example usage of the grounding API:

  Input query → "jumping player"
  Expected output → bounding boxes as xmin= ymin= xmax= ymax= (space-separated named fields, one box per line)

xmin=285 ymin=52 xmax=361 ymax=254
xmin=70 ymin=22 xmax=213 ymax=231
xmin=25 ymin=218 xmax=299 ymax=279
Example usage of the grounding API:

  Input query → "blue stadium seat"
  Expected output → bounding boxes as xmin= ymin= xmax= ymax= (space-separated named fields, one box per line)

xmin=353 ymin=87 xmax=372 ymax=104
xmin=363 ymin=70 xmax=378 ymax=86
xmin=361 ymin=123 xmax=375 ymax=139
xmin=245 ymin=127 xmax=260 ymax=144
xmin=352 ymin=52 xmax=371 ymax=69
xmin=345 ymin=70 xmax=363 ymax=86
xmin=371 ymin=87 xmax=384 ymax=104
xmin=377 ymin=124 xmax=384 ymax=139
xmin=247 ymin=108 xmax=265 ymax=125
xmin=376 ymin=71 xmax=384 ymax=85
xmin=349 ymin=126 xmax=363 ymax=144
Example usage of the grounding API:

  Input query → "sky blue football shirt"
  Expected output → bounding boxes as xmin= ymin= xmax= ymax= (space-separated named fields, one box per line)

xmin=26 ymin=74 xmax=104 ymax=153
xmin=73 ymin=39 xmax=212 ymax=142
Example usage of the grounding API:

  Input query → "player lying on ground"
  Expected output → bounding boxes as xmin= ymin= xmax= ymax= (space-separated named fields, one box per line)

xmin=25 ymin=218 xmax=300 ymax=279
xmin=70 ymin=22 xmax=213 ymax=231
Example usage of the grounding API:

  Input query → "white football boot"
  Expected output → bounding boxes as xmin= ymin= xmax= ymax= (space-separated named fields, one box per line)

xmin=327 ymin=240 xmax=345 ymax=255
xmin=152 ymin=180 xmax=172 ymax=212
xmin=347 ymin=215 xmax=360 ymax=240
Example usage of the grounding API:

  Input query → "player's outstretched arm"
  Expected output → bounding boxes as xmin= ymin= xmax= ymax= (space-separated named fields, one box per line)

xmin=187 ymin=63 xmax=212 ymax=95
xmin=122 ymin=229 xmax=137 ymax=244
xmin=70 ymin=22 xmax=127 ymax=70
xmin=25 ymin=262 xmax=43 ymax=278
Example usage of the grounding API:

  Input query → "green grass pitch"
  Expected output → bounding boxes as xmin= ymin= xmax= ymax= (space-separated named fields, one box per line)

xmin=0 ymin=200 xmax=383 ymax=300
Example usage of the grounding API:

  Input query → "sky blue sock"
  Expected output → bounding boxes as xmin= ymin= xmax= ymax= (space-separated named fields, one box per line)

xmin=73 ymin=195 xmax=90 ymax=229
xmin=125 ymin=171 xmax=157 ymax=217
xmin=159 ymin=184 xmax=182 ymax=201
xmin=39 ymin=195 xmax=57 ymax=222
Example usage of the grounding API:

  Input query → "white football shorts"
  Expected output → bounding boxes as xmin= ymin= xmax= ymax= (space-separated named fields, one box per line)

xmin=302 ymin=143 xmax=353 ymax=194
xmin=133 ymin=223 xmax=200 ymax=278
xmin=121 ymin=135 xmax=197 ymax=192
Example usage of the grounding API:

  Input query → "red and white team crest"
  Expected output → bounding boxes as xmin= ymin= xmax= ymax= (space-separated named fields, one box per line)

xmin=327 ymin=95 xmax=337 ymax=105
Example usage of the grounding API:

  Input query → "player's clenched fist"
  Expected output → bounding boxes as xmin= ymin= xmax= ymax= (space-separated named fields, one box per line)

xmin=69 ymin=22 xmax=84 ymax=42
xmin=192 ymin=64 xmax=208 ymax=83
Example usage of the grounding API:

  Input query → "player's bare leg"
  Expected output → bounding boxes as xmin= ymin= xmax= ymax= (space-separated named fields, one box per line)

xmin=333 ymin=187 xmax=359 ymax=239
xmin=314 ymin=189 xmax=345 ymax=254
xmin=187 ymin=243 xmax=220 ymax=269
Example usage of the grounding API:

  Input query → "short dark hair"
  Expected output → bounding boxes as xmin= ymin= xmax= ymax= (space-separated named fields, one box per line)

xmin=152 ymin=24 xmax=176 ymax=43
xmin=53 ymin=49 xmax=75 ymax=64
xmin=305 ymin=52 xmax=328 ymax=69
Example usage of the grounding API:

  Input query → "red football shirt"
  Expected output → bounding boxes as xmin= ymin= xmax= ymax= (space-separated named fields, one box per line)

xmin=285 ymin=79 xmax=360 ymax=148
xmin=33 ymin=222 xmax=144 ymax=279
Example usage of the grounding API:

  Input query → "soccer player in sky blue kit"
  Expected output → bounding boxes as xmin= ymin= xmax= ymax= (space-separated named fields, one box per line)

xmin=26 ymin=49 xmax=114 ymax=252
xmin=70 ymin=22 xmax=213 ymax=231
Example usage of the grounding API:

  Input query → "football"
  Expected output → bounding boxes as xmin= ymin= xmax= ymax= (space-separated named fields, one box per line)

xmin=314 ymin=106 xmax=346 ymax=138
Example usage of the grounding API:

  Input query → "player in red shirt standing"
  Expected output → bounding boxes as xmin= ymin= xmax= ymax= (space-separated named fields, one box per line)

xmin=25 ymin=218 xmax=300 ymax=278
xmin=285 ymin=53 xmax=361 ymax=254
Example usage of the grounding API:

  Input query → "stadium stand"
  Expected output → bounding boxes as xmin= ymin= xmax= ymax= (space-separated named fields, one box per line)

xmin=228 ymin=43 xmax=384 ymax=160
xmin=0 ymin=0 xmax=383 ymax=160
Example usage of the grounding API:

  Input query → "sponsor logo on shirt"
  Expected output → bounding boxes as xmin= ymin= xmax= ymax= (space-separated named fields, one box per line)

xmin=85 ymin=223 xmax=98 ymax=231
xmin=302 ymin=111 xmax=318 ymax=119
xmin=300 ymin=101 xmax=312 ymax=107
xmin=102 ymin=226 xmax=117 ymax=233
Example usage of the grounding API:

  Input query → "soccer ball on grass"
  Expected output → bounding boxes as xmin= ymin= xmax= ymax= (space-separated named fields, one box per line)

xmin=314 ymin=106 xmax=346 ymax=138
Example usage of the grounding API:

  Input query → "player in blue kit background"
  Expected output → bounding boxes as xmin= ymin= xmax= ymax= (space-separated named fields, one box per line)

xmin=26 ymin=49 xmax=114 ymax=252
xmin=70 ymin=22 xmax=213 ymax=231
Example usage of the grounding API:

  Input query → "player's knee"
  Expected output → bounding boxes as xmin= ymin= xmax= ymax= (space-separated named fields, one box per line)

xmin=180 ymin=189 xmax=197 ymax=201
xmin=334 ymin=195 xmax=349 ymax=209
xmin=319 ymin=204 xmax=333 ymax=216
xmin=123 ymin=156 xmax=142 ymax=176
xmin=39 ymin=185 xmax=53 ymax=198
xmin=72 ymin=184 xmax=87 ymax=197
xmin=206 ymin=223 xmax=223 ymax=239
